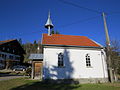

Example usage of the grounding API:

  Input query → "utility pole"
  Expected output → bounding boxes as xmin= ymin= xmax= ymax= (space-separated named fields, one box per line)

xmin=102 ymin=12 xmax=114 ymax=83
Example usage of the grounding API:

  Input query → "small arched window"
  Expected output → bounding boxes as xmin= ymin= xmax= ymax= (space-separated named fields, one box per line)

xmin=58 ymin=53 xmax=64 ymax=67
xmin=86 ymin=54 xmax=91 ymax=67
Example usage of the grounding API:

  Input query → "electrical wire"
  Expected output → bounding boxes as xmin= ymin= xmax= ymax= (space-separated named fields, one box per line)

xmin=58 ymin=0 xmax=102 ymax=14
xmin=108 ymin=12 xmax=120 ymax=15
xmin=58 ymin=15 xmax=100 ymax=28
xmin=0 ymin=16 xmax=100 ymax=38
xmin=58 ymin=0 xmax=120 ymax=16
xmin=0 ymin=0 xmax=105 ymax=39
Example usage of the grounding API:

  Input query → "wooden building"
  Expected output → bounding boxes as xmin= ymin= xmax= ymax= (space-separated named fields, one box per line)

xmin=0 ymin=39 xmax=25 ymax=69
xmin=29 ymin=54 xmax=43 ymax=79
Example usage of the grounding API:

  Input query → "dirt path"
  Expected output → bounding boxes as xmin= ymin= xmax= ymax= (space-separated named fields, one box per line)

xmin=0 ymin=74 xmax=27 ymax=81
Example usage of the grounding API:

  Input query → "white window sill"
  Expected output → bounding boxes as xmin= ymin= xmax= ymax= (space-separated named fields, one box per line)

xmin=86 ymin=66 xmax=93 ymax=68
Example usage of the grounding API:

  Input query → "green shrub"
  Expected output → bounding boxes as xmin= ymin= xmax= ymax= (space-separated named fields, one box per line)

xmin=25 ymin=67 xmax=32 ymax=77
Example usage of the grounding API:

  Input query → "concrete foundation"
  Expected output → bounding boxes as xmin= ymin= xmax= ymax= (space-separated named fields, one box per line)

xmin=43 ymin=78 xmax=108 ymax=84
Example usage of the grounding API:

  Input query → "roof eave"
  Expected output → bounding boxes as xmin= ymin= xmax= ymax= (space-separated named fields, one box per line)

xmin=42 ymin=44 xmax=103 ymax=49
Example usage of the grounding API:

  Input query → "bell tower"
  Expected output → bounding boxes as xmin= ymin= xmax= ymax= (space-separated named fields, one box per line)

xmin=45 ymin=11 xmax=54 ymax=36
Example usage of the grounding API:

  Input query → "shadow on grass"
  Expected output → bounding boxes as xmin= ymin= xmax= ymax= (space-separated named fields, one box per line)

xmin=11 ymin=81 xmax=81 ymax=90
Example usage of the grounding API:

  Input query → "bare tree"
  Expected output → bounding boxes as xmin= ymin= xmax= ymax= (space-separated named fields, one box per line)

xmin=109 ymin=39 xmax=120 ymax=80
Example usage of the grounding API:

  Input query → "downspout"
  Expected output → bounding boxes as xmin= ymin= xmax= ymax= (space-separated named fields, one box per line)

xmin=101 ymin=50 xmax=106 ymax=82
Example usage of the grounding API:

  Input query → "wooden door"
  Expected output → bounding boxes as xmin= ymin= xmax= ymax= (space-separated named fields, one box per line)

xmin=34 ymin=62 xmax=43 ymax=79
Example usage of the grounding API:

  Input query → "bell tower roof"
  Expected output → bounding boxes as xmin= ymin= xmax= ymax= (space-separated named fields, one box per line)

xmin=45 ymin=11 xmax=54 ymax=29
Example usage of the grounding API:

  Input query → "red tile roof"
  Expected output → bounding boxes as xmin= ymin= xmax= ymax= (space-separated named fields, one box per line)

xmin=42 ymin=34 xmax=101 ymax=47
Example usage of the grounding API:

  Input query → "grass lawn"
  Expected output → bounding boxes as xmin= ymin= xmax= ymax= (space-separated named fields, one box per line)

xmin=0 ymin=78 xmax=120 ymax=90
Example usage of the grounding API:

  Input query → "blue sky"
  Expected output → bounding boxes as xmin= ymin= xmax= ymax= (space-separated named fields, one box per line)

xmin=0 ymin=0 xmax=120 ymax=45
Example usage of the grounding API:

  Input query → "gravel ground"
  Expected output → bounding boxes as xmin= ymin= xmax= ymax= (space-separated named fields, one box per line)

xmin=0 ymin=69 xmax=28 ymax=81
xmin=0 ymin=75 xmax=26 ymax=81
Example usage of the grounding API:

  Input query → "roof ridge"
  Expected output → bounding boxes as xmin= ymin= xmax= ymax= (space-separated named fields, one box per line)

xmin=43 ymin=33 xmax=87 ymax=37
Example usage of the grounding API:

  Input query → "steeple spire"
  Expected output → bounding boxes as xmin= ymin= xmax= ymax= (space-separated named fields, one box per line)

xmin=45 ymin=11 xmax=54 ymax=36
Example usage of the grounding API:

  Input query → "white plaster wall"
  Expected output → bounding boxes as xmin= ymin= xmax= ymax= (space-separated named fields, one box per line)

xmin=43 ymin=47 xmax=108 ymax=79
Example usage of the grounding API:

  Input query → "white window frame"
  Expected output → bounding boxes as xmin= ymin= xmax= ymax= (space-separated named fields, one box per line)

xmin=86 ymin=54 xmax=91 ymax=67
xmin=58 ymin=52 xmax=64 ymax=67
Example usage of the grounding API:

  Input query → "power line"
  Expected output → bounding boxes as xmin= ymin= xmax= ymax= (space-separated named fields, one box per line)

xmin=58 ymin=15 xmax=100 ymax=28
xmin=0 ymin=0 xmax=104 ymax=39
xmin=58 ymin=0 xmax=102 ymax=14
xmin=58 ymin=0 xmax=120 ymax=16
xmin=0 ymin=15 xmax=100 ymax=39
xmin=0 ymin=30 xmax=44 ymax=39
xmin=108 ymin=12 xmax=120 ymax=15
